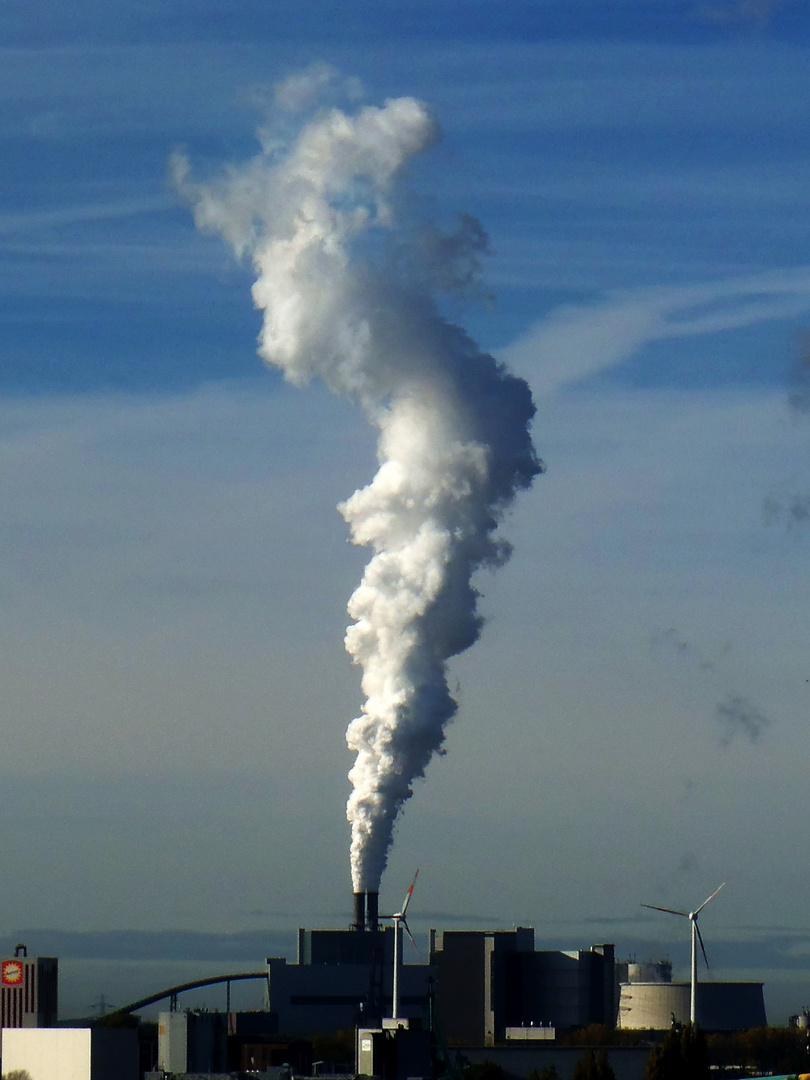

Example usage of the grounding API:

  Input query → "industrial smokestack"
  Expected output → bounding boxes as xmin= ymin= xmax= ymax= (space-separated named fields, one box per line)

xmin=352 ymin=891 xmax=366 ymax=932
xmin=366 ymin=890 xmax=379 ymax=932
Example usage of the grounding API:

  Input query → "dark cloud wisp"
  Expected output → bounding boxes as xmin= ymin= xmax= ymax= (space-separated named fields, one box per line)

xmin=716 ymin=694 xmax=772 ymax=746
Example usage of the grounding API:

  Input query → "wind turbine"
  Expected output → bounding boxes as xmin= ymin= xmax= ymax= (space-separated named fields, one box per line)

xmin=380 ymin=870 xmax=419 ymax=1021
xmin=642 ymin=883 xmax=725 ymax=1025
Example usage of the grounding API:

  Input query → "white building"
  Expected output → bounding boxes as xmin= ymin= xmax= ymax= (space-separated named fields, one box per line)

xmin=0 ymin=1028 xmax=138 ymax=1080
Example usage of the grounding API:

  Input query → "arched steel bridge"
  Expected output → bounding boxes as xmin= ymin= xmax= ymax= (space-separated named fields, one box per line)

xmin=114 ymin=970 xmax=268 ymax=1016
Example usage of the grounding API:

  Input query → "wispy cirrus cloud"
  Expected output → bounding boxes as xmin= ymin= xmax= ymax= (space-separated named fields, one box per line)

xmin=696 ymin=0 xmax=788 ymax=24
xmin=501 ymin=266 xmax=810 ymax=397
xmin=0 ymin=197 xmax=173 ymax=237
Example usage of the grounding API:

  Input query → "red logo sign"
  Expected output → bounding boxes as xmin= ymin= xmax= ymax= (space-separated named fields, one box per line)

xmin=2 ymin=961 xmax=24 ymax=986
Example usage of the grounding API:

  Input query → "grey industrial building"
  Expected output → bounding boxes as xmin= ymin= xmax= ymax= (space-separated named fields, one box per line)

xmin=430 ymin=929 xmax=615 ymax=1045
xmin=156 ymin=1010 xmax=307 ymax=1074
xmin=266 ymin=927 xmax=431 ymax=1035
xmin=265 ymin=926 xmax=616 ymax=1044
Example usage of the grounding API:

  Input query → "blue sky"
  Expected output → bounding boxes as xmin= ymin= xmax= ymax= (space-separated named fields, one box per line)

xmin=3 ymin=0 xmax=810 ymax=1022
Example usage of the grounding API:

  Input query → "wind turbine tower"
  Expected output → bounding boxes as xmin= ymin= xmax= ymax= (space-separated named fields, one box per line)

xmin=380 ymin=870 xmax=419 ymax=1022
xmin=642 ymin=883 xmax=725 ymax=1025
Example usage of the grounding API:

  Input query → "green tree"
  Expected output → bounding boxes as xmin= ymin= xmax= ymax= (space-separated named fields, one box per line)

xmin=644 ymin=1023 xmax=709 ymax=1080
xmin=527 ymin=1067 xmax=560 ymax=1080
xmin=739 ymin=1025 xmax=805 ymax=1075
xmin=680 ymin=1022 xmax=709 ymax=1080
xmin=462 ymin=1060 xmax=506 ymax=1080
xmin=565 ymin=1025 xmax=613 ymax=1046
xmin=563 ymin=1025 xmax=642 ymax=1048
xmin=595 ymin=1049 xmax=616 ymax=1080
xmin=573 ymin=1048 xmax=599 ymax=1080
xmin=572 ymin=1046 xmax=617 ymax=1080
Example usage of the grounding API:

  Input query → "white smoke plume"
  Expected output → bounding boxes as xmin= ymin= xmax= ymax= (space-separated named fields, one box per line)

xmin=174 ymin=79 xmax=541 ymax=893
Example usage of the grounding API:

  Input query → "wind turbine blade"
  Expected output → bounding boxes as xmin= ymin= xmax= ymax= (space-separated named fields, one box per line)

xmin=694 ymin=882 xmax=726 ymax=916
xmin=696 ymin=921 xmax=710 ymax=970
xmin=400 ymin=869 xmax=419 ymax=918
xmin=402 ymin=918 xmax=419 ymax=955
xmin=642 ymin=904 xmax=688 ymax=917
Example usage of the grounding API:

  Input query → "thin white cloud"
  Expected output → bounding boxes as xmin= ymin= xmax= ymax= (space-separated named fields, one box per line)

xmin=696 ymin=0 xmax=787 ymax=24
xmin=1 ymin=37 xmax=808 ymax=140
xmin=0 ymin=197 xmax=174 ymax=237
xmin=501 ymin=266 xmax=810 ymax=395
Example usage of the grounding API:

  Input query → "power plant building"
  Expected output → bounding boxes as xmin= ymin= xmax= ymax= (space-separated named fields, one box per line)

xmin=430 ymin=930 xmax=615 ymax=1045
xmin=265 ymin=927 xmax=432 ymax=1035
xmin=0 ymin=949 xmax=57 ymax=1029
xmin=266 ymin=925 xmax=617 ymax=1044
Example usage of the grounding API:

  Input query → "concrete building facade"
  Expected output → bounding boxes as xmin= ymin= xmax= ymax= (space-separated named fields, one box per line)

xmin=266 ymin=928 xmax=432 ymax=1036
xmin=430 ymin=929 xmax=616 ymax=1045
xmin=265 ymin=927 xmax=618 ymax=1043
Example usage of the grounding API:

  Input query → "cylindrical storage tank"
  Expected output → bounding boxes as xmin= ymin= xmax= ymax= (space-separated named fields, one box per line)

xmin=618 ymin=983 xmax=690 ymax=1029
xmin=618 ymin=982 xmax=766 ymax=1031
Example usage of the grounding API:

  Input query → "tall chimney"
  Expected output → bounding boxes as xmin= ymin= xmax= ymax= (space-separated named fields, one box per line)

xmin=366 ymin=890 xmax=379 ymax=932
xmin=353 ymin=891 xmax=366 ymax=932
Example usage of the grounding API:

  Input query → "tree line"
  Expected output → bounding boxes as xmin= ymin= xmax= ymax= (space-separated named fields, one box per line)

xmin=462 ymin=1020 xmax=810 ymax=1080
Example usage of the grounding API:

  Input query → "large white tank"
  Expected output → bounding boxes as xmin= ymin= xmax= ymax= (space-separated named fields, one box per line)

xmin=618 ymin=982 xmax=690 ymax=1029
xmin=618 ymin=981 xmax=766 ymax=1031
